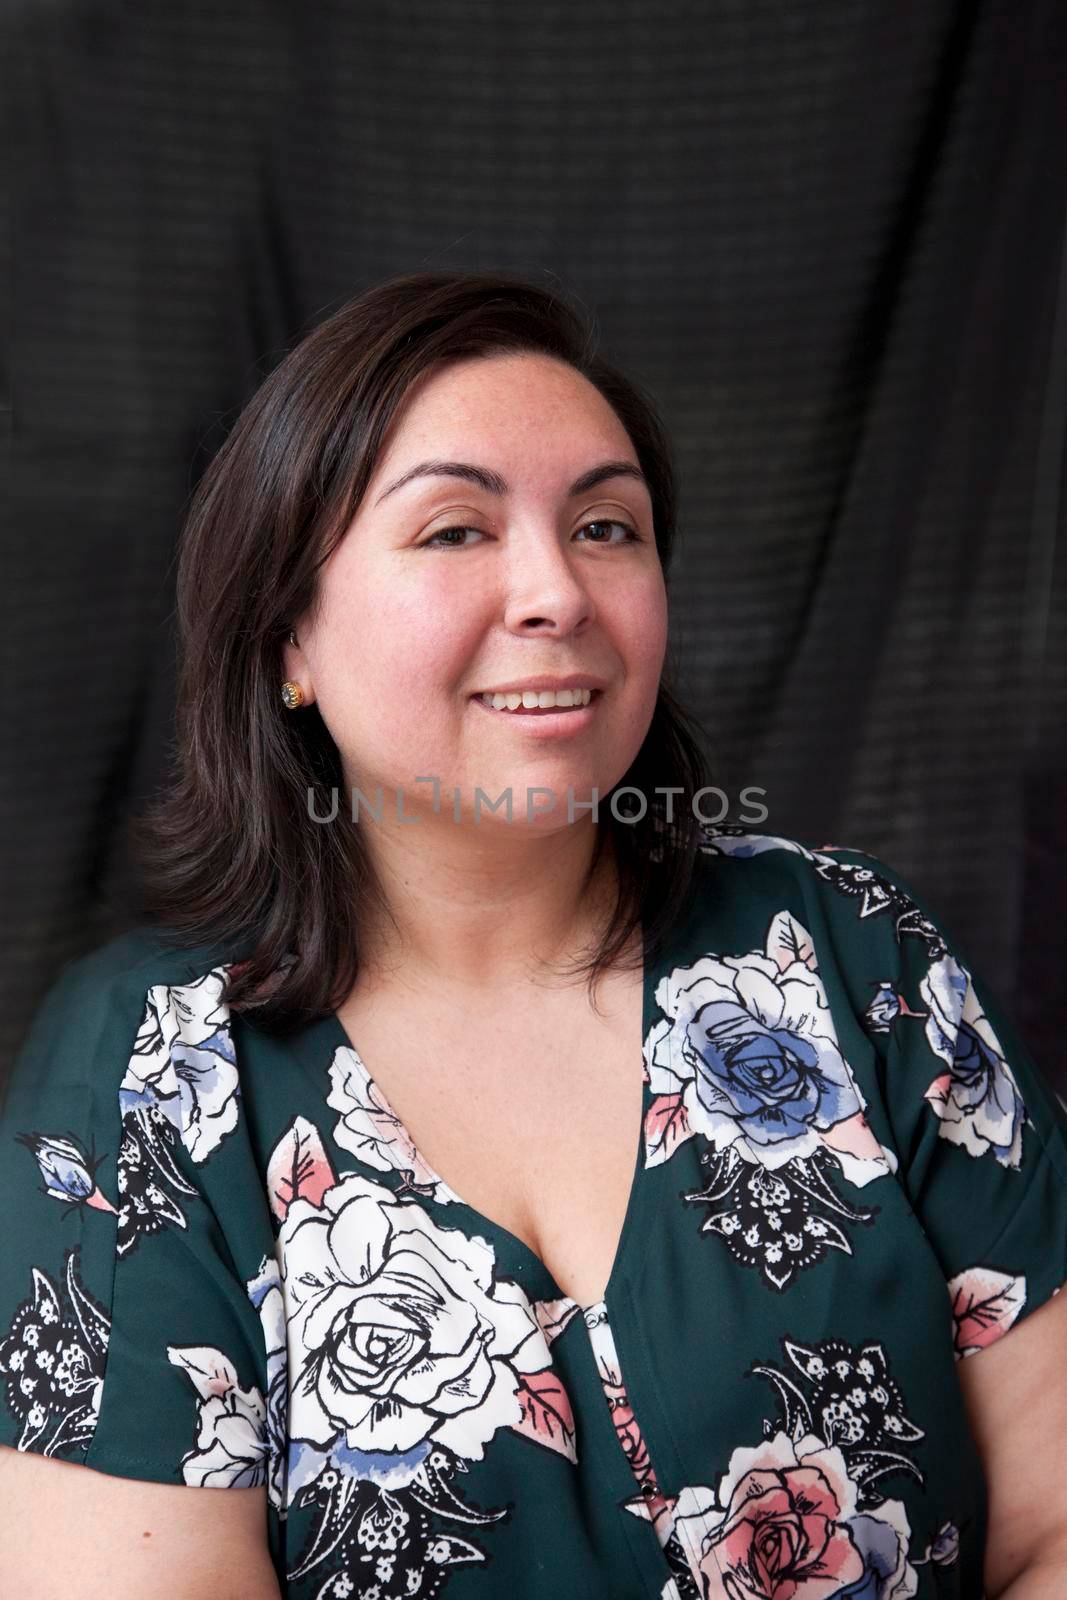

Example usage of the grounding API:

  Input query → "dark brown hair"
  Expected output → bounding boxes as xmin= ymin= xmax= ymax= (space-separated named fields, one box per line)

xmin=131 ymin=269 xmax=717 ymax=1032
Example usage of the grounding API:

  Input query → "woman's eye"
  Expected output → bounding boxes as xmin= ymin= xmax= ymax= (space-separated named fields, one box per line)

xmin=575 ymin=519 xmax=640 ymax=544
xmin=419 ymin=519 xmax=640 ymax=550
xmin=420 ymin=525 xmax=486 ymax=549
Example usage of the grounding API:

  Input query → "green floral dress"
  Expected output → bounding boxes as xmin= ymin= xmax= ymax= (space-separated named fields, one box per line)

xmin=3 ymin=827 xmax=1067 ymax=1599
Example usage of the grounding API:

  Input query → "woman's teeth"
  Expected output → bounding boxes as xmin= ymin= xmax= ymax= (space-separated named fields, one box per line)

xmin=478 ymin=688 xmax=594 ymax=712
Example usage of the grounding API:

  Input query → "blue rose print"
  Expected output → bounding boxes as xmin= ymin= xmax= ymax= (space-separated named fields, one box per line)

xmin=683 ymin=996 xmax=863 ymax=1152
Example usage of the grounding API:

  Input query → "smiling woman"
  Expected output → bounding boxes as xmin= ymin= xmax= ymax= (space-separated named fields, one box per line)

xmin=127 ymin=269 xmax=711 ymax=1028
xmin=2 ymin=271 xmax=1066 ymax=1600
xmin=276 ymin=348 xmax=673 ymax=891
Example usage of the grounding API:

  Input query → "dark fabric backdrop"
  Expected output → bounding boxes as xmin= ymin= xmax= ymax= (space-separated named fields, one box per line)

xmin=4 ymin=1 xmax=1065 ymax=1096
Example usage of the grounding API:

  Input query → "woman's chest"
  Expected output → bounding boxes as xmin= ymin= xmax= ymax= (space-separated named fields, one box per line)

xmin=332 ymin=967 xmax=646 ymax=1307
xmin=250 ymin=1073 xmax=986 ymax=1600
xmin=229 ymin=992 xmax=992 ymax=1598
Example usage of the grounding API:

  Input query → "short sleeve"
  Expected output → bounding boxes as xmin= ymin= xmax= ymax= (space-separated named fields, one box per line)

xmin=0 ymin=936 xmax=276 ymax=1490
xmin=828 ymin=846 xmax=1067 ymax=1361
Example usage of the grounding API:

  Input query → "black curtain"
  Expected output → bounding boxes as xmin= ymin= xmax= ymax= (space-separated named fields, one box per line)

xmin=5 ymin=0 xmax=1065 ymax=1094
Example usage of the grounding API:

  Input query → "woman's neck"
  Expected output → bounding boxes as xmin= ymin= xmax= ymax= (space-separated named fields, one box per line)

xmin=353 ymin=820 xmax=621 ymax=998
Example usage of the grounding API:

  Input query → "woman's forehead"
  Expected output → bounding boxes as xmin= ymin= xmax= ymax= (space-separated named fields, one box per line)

xmin=372 ymin=354 xmax=632 ymax=473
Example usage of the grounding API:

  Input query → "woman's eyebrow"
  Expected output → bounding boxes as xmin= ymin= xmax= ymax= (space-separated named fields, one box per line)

xmin=373 ymin=458 xmax=649 ymax=505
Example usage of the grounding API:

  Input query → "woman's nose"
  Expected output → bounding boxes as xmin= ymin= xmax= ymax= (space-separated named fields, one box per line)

xmin=500 ymin=532 xmax=595 ymax=634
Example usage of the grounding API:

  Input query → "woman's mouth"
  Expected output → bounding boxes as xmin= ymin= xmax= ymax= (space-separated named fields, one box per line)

xmin=473 ymin=688 xmax=598 ymax=714
xmin=469 ymin=687 xmax=603 ymax=731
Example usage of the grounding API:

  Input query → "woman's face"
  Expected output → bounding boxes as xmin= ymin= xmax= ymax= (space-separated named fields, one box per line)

xmin=287 ymin=351 xmax=669 ymax=835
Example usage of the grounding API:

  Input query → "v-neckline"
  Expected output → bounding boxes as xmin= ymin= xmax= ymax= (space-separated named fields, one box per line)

xmin=322 ymin=924 xmax=656 ymax=1316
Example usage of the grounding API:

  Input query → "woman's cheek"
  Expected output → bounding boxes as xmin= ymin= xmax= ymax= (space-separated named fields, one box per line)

xmin=615 ymin=574 xmax=668 ymax=671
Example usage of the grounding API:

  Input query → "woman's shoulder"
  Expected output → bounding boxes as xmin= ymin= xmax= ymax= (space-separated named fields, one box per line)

xmin=695 ymin=824 xmax=928 ymax=909
xmin=9 ymin=924 xmax=258 ymax=1105
xmin=0 ymin=924 xmax=280 ymax=1497
xmin=693 ymin=823 xmax=900 ymax=896
xmin=684 ymin=823 xmax=954 ymax=978
xmin=697 ymin=822 xmax=885 ymax=870
xmin=53 ymin=922 xmax=253 ymax=992
xmin=40 ymin=922 xmax=256 ymax=1004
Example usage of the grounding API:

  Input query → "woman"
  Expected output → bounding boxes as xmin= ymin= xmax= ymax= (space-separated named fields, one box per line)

xmin=2 ymin=271 xmax=1066 ymax=1600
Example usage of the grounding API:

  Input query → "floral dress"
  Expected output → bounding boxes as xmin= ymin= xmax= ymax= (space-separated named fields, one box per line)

xmin=2 ymin=826 xmax=1067 ymax=1600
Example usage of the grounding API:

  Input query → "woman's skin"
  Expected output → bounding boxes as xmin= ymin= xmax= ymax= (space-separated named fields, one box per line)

xmin=283 ymin=350 xmax=669 ymax=991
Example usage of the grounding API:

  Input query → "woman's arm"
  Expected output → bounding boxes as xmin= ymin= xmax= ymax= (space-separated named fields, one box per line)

xmin=0 ymin=1445 xmax=283 ymax=1599
xmin=956 ymin=1282 xmax=1067 ymax=1599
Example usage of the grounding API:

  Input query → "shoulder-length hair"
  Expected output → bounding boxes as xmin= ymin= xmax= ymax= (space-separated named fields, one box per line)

xmin=131 ymin=269 xmax=716 ymax=1032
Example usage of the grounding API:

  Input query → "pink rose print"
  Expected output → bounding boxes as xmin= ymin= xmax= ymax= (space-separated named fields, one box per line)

xmin=672 ymin=1431 xmax=916 ymax=1599
xmin=700 ymin=1437 xmax=866 ymax=1597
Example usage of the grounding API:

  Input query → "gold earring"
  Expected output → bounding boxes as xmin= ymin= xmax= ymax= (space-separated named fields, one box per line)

xmin=281 ymin=680 xmax=305 ymax=710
